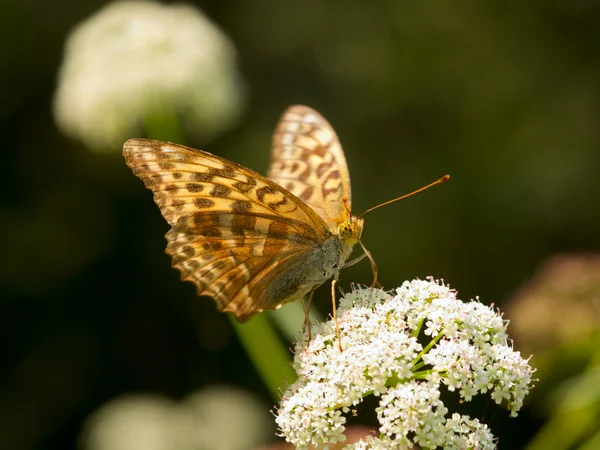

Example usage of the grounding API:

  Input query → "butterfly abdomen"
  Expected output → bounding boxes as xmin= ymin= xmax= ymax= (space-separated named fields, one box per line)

xmin=265 ymin=236 xmax=344 ymax=308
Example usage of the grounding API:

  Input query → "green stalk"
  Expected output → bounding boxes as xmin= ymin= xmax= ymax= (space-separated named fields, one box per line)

xmin=229 ymin=315 xmax=296 ymax=400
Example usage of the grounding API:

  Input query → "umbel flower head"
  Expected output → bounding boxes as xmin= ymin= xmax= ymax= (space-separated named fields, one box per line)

xmin=276 ymin=279 xmax=535 ymax=449
xmin=54 ymin=0 xmax=245 ymax=151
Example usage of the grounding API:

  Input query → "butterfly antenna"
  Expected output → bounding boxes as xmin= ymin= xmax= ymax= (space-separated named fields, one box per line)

xmin=342 ymin=197 xmax=351 ymax=216
xmin=357 ymin=174 xmax=450 ymax=219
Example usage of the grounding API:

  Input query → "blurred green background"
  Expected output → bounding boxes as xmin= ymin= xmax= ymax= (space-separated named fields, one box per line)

xmin=2 ymin=0 xmax=600 ymax=449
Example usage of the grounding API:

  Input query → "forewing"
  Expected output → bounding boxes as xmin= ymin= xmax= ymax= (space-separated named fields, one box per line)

xmin=166 ymin=211 xmax=321 ymax=322
xmin=123 ymin=138 xmax=329 ymax=238
xmin=268 ymin=105 xmax=352 ymax=229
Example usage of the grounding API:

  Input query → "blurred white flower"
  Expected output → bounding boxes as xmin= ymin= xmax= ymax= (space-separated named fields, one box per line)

xmin=276 ymin=279 xmax=535 ymax=449
xmin=177 ymin=387 xmax=275 ymax=450
xmin=79 ymin=395 xmax=178 ymax=450
xmin=54 ymin=0 xmax=245 ymax=152
xmin=80 ymin=387 xmax=273 ymax=450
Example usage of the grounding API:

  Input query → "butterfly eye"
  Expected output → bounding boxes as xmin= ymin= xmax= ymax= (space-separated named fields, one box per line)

xmin=338 ymin=221 xmax=352 ymax=239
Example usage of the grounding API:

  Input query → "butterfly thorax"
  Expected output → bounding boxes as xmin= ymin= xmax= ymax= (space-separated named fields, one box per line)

xmin=337 ymin=216 xmax=364 ymax=259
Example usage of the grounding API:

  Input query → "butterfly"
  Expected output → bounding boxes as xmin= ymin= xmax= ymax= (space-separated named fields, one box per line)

xmin=123 ymin=105 xmax=448 ymax=329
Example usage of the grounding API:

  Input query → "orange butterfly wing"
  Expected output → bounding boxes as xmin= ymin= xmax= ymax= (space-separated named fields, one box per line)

xmin=268 ymin=105 xmax=352 ymax=230
xmin=123 ymin=139 xmax=343 ymax=321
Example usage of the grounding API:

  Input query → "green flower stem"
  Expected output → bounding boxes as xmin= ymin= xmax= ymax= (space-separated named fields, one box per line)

xmin=413 ymin=369 xmax=435 ymax=380
xmin=229 ymin=314 xmax=297 ymax=400
xmin=413 ymin=360 xmax=426 ymax=371
xmin=412 ymin=330 xmax=445 ymax=367
xmin=411 ymin=318 xmax=425 ymax=338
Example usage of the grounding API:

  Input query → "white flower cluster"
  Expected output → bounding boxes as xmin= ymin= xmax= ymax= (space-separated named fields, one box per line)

xmin=54 ymin=1 xmax=245 ymax=151
xmin=275 ymin=279 xmax=535 ymax=449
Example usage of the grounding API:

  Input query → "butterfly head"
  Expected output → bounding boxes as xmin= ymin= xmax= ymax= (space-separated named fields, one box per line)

xmin=337 ymin=216 xmax=364 ymax=256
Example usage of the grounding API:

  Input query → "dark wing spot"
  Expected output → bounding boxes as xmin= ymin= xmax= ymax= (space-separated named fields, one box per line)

xmin=182 ymin=245 xmax=196 ymax=257
xmin=171 ymin=253 xmax=185 ymax=265
xmin=231 ymin=200 xmax=252 ymax=213
xmin=173 ymin=172 xmax=183 ymax=179
xmin=256 ymin=186 xmax=276 ymax=202
xmin=203 ymin=241 xmax=223 ymax=251
xmin=231 ymin=215 xmax=257 ymax=236
xmin=268 ymin=198 xmax=290 ymax=210
xmin=314 ymin=145 xmax=328 ymax=158
xmin=193 ymin=173 xmax=213 ymax=182
xmin=194 ymin=198 xmax=214 ymax=208
xmin=322 ymin=184 xmax=343 ymax=197
xmin=299 ymin=186 xmax=314 ymax=201
xmin=186 ymin=183 xmax=204 ymax=193
xmin=158 ymin=162 xmax=175 ymax=170
xmin=266 ymin=221 xmax=292 ymax=238
xmin=322 ymin=171 xmax=343 ymax=197
xmin=232 ymin=177 xmax=257 ymax=193
xmin=317 ymin=162 xmax=331 ymax=177
xmin=226 ymin=272 xmax=238 ymax=282
xmin=211 ymin=185 xmax=232 ymax=197
xmin=186 ymin=259 xmax=201 ymax=270
xmin=203 ymin=228 xmax=222 ymax=237
xmin=202 ymin=270 xmax=215 ymax=281
xmin=326 ymin=170 xmax=341 ymax=181
xmin=209 ymin=166 xmax=236 ymax=178
xmin=142 ymin=177 xmax=159 ymax=187
xmin=211 ymin=259 xmax=226 ymax=270
xmin=299 ymin=165 xmax=312 ymax=182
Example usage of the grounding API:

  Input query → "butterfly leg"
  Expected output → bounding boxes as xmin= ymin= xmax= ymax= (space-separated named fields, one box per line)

xmin=342 ymin=252 xmax=367 ymax=269
xmin=331 ymin=277 xmax=343 ymax=352
xmin=359 ymin=240 xmax=381 ymax=289
xmin=344 ymin=241 xmax=381 ymax=289
xmin=301 ymin=289 xmax=316 ymax=342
